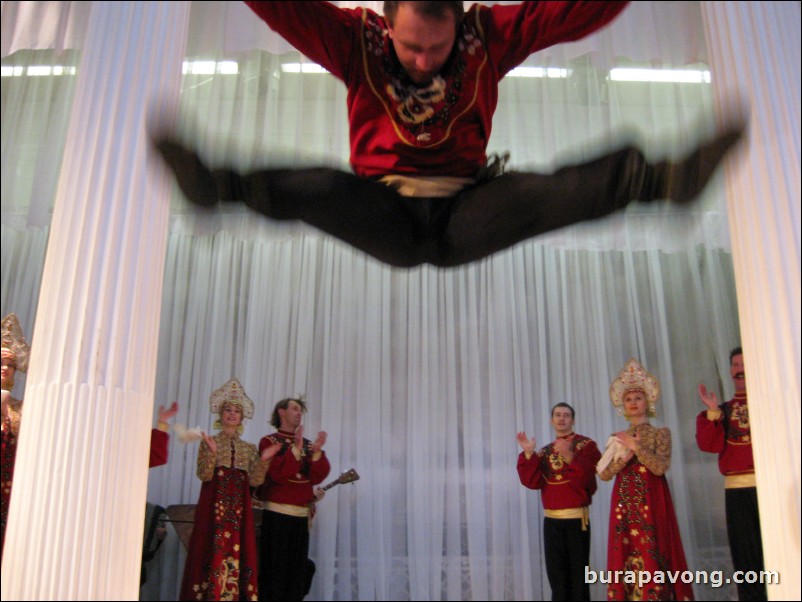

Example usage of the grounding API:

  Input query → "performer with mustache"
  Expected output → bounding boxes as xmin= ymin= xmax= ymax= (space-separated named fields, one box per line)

xmin=696 ymin=347 xmax=766 ymax=601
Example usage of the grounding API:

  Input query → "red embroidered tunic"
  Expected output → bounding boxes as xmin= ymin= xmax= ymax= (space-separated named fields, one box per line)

xmin=244 ymin=1 xmax=628 ymax=178
xmin=695 ymin=392 xmax=755 ymax=476
xmin=517 ymin=433 xmax=601 ymax=510
xmin=257 ymin=430 xmax=331 ymax=508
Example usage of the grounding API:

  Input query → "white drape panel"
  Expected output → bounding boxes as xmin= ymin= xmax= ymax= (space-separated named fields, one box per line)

xmin=0 ymin=1 xmax=90 ymax=58
xmin=701 ymin=2 xmax=801 ymax=600
xmin=1 ymin=1 xmax=190 ymax=600
xmin=3 ymin=2 xmax=786 ymax=601
xmin=145 ymin=236 xmax=741 ymax=602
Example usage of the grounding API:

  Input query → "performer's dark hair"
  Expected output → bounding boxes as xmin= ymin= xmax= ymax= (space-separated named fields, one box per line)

xmin=271 ymin=397 xmax=308 ymax=429
xmin=551 ymin=402 xmax=575 ymax=419
xmin=729 ymin=346 xmax=743 ymax=363
xmin=384 ymin=2 xmax=465 ymax=30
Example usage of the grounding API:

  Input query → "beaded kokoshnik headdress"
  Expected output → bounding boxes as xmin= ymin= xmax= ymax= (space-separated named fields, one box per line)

xmin=209 ymin=376 xmax=255 ymax=420
xmin=1 ymin=313 xmax=31 ymax=373
xmin=609 ymin=358 xmax=660 ymax=417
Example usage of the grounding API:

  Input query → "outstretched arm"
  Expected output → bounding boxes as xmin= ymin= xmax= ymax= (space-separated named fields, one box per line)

xmin=149 ymin=402 xmax=179 ymax=468
xmin=516 ymin=431 xmax=536 ymax=456
xmin=244 ymin=1 xmax=360 ymax=81
xmin=484 ymin=1 xmax=629 ymax=76
xmin=157 ymin=401 xmax=178 ymax=427
xmin=696 ymin=384 xmax=726 ymax=453
xmin=516 ymin=432 xmax=544 ymax=490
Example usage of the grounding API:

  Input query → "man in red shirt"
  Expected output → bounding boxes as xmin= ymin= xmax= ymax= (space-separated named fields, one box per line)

xmin=154 ymin=1 xmax=744 ymax=267
xmin=517 ymin=403 xmax=601 ymax=601
xmin=696 ymin=347 xmax=766 ymax=601
xmin=256 ymin=398 xmax=330 ymax=600
xmin=148 ymin=401 xmax=178 ymax=468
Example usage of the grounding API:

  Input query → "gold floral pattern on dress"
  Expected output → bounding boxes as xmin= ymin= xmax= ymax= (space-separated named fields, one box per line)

xmin=196 ymin=431 xmax=268 ymax=486
xmin=601 ymin=423 xmax=677 ymax=601
xmin=214 ymin=554 xmax=241 ymax=601
xmin=1 ymin=409 xmax=20 ymax=541
xmin=6 ymin=398 xmax=22 ymax=437
xmin=600 ymin=423 xmax=671 ymax=481
xmin=186 ymin=463 xmax=257 ymax=600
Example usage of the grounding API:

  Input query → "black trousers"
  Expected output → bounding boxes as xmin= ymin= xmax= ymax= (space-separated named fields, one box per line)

xmin=236 ymin=146 xmax=648 ymax=267
xmin=543 ymin=517 xmax=591 ymax=602
xmin=158 ymin=123 xmax=741 ymax=267
xmin=725 ymin=487 xmax=767 ymax=601
xmin=259 ymin=510 xmax=314 ymax=601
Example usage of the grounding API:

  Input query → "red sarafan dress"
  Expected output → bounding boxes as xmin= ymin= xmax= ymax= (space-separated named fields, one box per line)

xmin=1 ymin=398 xmax=22 ymax=560
xmin=180 ymin=431 xmax=268 ymax=601
xmin=599 ymin=423 xmax=694 ymax=601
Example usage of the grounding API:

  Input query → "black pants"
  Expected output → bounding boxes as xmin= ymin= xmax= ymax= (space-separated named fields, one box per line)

xmin=543 ymin=517 xmax=591 ymax=601
xmin=158 ymin=123 xmax=741 ymax=267
xmin=259 ymin=511 xmax=313 ymax=601
xmin=236 ymin=146 xmax=648 ymax=267
xmin=725 ymin=487 xmax=767 ymax=601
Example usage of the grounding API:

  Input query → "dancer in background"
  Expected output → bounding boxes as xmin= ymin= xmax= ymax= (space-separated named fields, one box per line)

xmin=697 ymin=347 xmax=766 ymax=601
xmin=598 ymin=359 xmax=694 ymax=601
xmin=1 ymin=313 xmax=30 ymax=560
xmin=256 ymin=397 xmax=330 ymax=601
xmin=517 ymin=402 xmax=601 ymax=601
xmin=179 ymin=378 xmax=281 ymax=601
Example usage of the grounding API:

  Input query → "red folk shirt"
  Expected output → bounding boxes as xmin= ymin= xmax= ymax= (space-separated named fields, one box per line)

xmin=696 ymin=392 xmax=755 ymax=476
xmin=517 ymin=433 xmax=601 ymax=510
xmin=149 ymin=428 xmax=169 ymax=468
xmin=257 ymin=430 xmax=331 ymax=507
xmin=244 ymin=1 xmax=628 ymax=178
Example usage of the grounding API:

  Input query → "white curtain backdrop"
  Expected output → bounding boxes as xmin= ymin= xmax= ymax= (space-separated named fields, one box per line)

xmin=2 ymin=2 xmax=750 ymax=600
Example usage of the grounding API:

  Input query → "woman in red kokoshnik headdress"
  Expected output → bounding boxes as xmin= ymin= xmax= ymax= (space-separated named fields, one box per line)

xmin=1 ymin=313 xmax=30 ymax=561
xmin=597 ymin=359 xmax=694 ymax=601
xmin=179 ymin=377 xmax=281 ymax=601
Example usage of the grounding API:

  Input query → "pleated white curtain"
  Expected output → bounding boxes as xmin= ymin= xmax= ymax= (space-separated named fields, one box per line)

xmin=2 ymin=2 xmax=750 ymax=600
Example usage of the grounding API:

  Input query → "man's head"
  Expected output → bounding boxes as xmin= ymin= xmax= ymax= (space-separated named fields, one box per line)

xmin=729 ymin=346 xmax=745 ymax=393
xmin=271 ymin=397 xmax=308 ymax=431
xmin=384 ymin=1 xmax=464 ymax=84
xmin=550 ymin=403 xmax=575 ymax=437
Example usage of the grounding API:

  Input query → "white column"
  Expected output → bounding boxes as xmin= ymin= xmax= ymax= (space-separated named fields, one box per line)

xmin=1 ymin=2 xmax=190 ymax=600
xmin=701 ymin=2 xmax=801 ymax=600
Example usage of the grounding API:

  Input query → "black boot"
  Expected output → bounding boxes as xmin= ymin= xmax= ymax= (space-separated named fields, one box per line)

xmin=650 ymin=125 xmax=745 ymax=203
xmin=151 ymin=137 xmax=241 ymax=207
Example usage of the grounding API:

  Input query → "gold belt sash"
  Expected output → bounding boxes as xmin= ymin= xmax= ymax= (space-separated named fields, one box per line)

xmin=725 ymin=473 xmax=756 ymax=489
xmin=544 ymin=506 xmax=590 ymax=530
xmin=265 ymin=501 xmax=309 ymax=517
